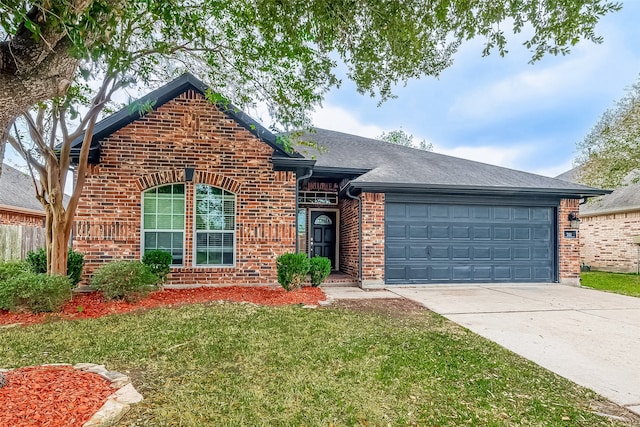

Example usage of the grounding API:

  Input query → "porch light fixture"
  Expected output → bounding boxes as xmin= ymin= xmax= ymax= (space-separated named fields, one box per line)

xmin=568 ymin=211 xmax=580 ymax=229
xmin=185 ymin=167 xmax=195 ymax=182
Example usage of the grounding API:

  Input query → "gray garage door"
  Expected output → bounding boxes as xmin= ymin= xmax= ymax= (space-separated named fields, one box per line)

xmin=385 ymin=202 xmax=555 ymax=284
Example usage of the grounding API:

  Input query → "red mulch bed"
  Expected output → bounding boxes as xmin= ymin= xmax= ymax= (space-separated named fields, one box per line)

xmin=0 ymin=286 xmax=327 ymax=327
xmin=0 ymin=286 xmax=326 ymax=426
xmin=0 ymin=365 xmax=114 ymax=427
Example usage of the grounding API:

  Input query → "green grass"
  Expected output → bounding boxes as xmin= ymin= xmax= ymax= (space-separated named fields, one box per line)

xmin=0 ymin=302 xmax=626 ymax=426
xmin=581 ymin=271 xmax=640 ymax=297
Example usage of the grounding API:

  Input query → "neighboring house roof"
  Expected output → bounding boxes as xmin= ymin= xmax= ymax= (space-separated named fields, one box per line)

xmin=292 ymin=128 xmax=605 ymax=197
xmin=0 ymin=164 xmax=44 ymax=215
xmin=70 ymin=73 xmax=308 ymax=166
xmin=580 ymin=182 xmax=640 ymax=216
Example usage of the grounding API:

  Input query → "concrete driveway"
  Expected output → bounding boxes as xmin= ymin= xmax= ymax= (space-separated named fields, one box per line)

xmin=390 ymin=285 xmax=640 ymax=415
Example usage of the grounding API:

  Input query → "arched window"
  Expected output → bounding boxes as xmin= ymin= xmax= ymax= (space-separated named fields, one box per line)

xmin=195 ymin=184 xmax=236 ymax=265
xmin=142 ymin=184 xmax=185 ymax=265
xmin=313 ymin=214 xmax=333 ymax=225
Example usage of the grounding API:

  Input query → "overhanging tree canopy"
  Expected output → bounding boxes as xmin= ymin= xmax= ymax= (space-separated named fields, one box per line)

xmin=1 ymin=0 xmax=623 ymax=139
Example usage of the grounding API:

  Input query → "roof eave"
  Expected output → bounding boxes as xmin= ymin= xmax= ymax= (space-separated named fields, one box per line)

xmin=350 ymin=182 xmax=610 ymax=198
xmin=272 ymin=156 xmax=316 ymax=172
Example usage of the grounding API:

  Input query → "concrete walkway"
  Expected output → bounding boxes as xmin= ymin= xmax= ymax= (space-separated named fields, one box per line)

xmin=389 ymin=285 xmax=640 ymax=415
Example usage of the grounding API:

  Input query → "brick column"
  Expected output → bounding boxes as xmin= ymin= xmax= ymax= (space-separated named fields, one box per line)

xmin=558 ymin=198 xmax=581 ymax=286
xmin=360 ymin=192 xmax=385 ymax=288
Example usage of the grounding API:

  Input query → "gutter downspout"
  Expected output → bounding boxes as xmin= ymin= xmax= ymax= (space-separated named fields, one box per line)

xmin=295 ymin=167 xmax=313 ymax=253
xmin=345 ymin=184 xmax=362 ymax=284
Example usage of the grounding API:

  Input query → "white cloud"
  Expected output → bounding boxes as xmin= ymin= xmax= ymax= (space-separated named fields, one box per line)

xmin=311 ymin=105 xmax=386 ymax=138
xmin=434 ymin=144 xmax=535 ymax=170
xmin=449 ymin=43 xmax=610 ymax=120
xmin=531 ymin=159 xmax=575 ymax=178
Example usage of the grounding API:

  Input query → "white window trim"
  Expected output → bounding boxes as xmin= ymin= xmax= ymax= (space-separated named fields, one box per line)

xmin=140 ymin=184 xmax=186 ymax=267
xmin=192 ymin=184 xmax=237 ymax=268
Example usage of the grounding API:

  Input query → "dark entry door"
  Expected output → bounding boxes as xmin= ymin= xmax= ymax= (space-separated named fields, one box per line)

xmin=311 ymin=211 xmax=336 ymax=269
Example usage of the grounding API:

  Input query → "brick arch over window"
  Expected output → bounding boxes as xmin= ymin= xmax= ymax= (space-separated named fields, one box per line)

xmin=196 ymin=171 xmax=242 ymax=194
xmin=136 ymin=170 xmax=242 ymax=194
xmin=136 ymin=170 xmax=185 ymax=191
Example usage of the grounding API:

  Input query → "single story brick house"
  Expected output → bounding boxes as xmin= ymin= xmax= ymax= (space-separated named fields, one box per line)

xmin=70 ymin=73 xmax=605 ymax=287
xmin=557 ymin=168 xmax=640 ymax=272
xmin=0 ymin=163 xmax=47 ymax=260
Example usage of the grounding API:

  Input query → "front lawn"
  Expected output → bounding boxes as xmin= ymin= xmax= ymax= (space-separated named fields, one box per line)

xmin=0 ymin=301 xmax=630 ymax=426
xmin=581 ymin=271 xmax=640 ymax=297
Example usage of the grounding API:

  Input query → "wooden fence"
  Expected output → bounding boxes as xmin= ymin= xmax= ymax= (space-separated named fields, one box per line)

xmin=0 ymin=224 xmax=46 ymax=261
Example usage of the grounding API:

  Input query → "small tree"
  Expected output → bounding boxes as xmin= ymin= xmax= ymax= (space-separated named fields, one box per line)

xmin=377 ymin=129 xmax=433 ymax=151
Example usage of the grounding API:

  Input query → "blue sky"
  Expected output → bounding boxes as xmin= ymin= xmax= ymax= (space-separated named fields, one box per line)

xmin=310 ymin=1 xmax=640 ymax=177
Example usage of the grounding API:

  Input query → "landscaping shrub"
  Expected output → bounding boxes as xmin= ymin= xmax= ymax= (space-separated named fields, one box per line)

xmin=309 ymin=256 xmax=331 ymax=287
xmin=276 ymin=253 xmax=310 ymax=291
xmin=26 ymin=248 xmax=84 ymax=286
xmin=0 ymin=272 xmax=72 ymax=313
xmin=142 ymin=250 xmax=172 ymax=284
xmin=91 ymin=260 xmax=159 ymax=302
xmin=0 ymin=261 xmax=31 ymax=310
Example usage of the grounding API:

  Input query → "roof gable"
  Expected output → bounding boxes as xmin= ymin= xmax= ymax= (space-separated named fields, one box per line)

xmin=70 ymin=73 xmax=300 ymax=163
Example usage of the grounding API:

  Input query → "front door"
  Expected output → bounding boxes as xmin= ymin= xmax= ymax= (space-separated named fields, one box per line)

xmin=311 ymin=211 xmax=336 ymax=269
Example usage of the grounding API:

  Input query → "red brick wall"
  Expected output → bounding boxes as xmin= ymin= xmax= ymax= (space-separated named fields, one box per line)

xmin=558 ymin=198 xmax=581 ymax=284
xmin=360 ymin=192 xmax=385 ymax=287
xmin=580 ymin=210 xmax=640 ymax=273
xmin=74 ymin=90 xmax=296 ymax=286
xmin=0 ymin=208 xmax=45 ymax=227
xmin=338 ymin=197 xmax=359 ymax=278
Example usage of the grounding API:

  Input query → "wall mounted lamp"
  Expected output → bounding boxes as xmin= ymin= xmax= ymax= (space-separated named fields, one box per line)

xmin=568 ymin=211 xmax=580 ymax=229
xmin=185 ymin=167 xmax=195 ymax=182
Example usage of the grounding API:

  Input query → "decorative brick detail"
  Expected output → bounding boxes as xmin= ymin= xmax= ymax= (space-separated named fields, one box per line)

xmin=136 ymin=170 xmax=184 ymax=191
xmin=581 ymin=210 xmax=640 ymax=273
xmin=339 ymin=197 xmax=359 ymax=279
xmin=0 ymin=208 xmax=44 ymax=227
xmin=360 ymin=192 xmax=385 ymax=285
xmin=74 ymin=90 xmax=296 ymax=286
xmin=558 ymin=198 xmax=581 ymax=283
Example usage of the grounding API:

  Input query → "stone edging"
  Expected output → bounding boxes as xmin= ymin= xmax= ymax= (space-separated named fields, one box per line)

xmin=0 ymin=363 xmax=143 ymax=427
xmin=73 ymin=363 xmax=144 ymax=427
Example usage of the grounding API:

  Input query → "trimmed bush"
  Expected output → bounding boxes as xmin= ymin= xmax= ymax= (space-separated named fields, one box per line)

xmin=142 ymin=250 xmax=172 ymax=284
xmin=91 ymin=260 xmax=159 ymax=302
xmin=25 ymin=248 xmax=84 ymax=286
xmin=309 ymin=256 xmax=332 ymax=287
xmin=276 ymin=253 xmax=310 ymax=291
xmin=0 ymin=261 xmax=32 ymax=310
xmin=0 ymin=272 xmax=72 ymax=313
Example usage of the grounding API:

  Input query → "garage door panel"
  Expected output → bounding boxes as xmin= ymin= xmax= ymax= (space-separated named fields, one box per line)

xmin=452 ymin=226 xmax=470 ymax=238
xmin=387 ymin=224 xmax=406 ymax=238
xmin=514 ymin=227 xmax=531 ymax=240
xmin=408 ymin=204 xmax=428 ymax=218
xmin=452 ymin=246 xmax=471 ymax=260
xmin=409 ymin=245 xmax=428 ymax=259
xmin=494 ymin=227 xmax=512 ymax=240
xmin=385 ymin=202 xmax=555 ymax=284
xmin=430 ymin=225 xmax=449 ymax=238
xmin=430 ymin=246 xmax=450 ymax=259
xmin=387 ymin=204 xmax=406 ymax=218
xmin=473 ymin=266 xmax=492 ymax=280
xmin=473 ymin=227 xmax=491 ymax=239
xmin=409 ymin=225 xmax=428 ymax=238
xmin=386 ymin=245 xmax=407 ymax=260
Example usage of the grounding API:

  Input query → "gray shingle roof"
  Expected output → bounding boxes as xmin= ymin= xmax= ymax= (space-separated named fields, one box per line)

xmin=292 ymin=128 xmax=605 ymax=197
xmin=0 ymin=164 xmax=44 ymax=213
xmin=581 ymin=183 xmax=640 ymax=215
